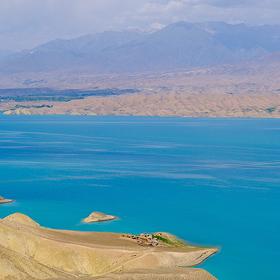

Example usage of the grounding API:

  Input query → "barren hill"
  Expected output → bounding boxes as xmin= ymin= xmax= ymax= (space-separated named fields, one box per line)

xmin=0 ymin=213 xmax=216 ymax=280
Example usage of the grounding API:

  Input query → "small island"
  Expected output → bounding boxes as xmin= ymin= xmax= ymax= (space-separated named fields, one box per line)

xmin=82 ymin=211 xmax=118 ymax=223
xmin=0 ymin=196 xmax=14 ymax=204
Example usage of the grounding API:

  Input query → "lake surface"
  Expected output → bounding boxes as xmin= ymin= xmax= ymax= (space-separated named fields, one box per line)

xmin=0 ymin=116 xmax=279 ymax=279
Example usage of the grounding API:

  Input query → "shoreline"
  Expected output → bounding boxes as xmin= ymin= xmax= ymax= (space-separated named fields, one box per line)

xmin=2 ymin=112 xmax=280 ymax=120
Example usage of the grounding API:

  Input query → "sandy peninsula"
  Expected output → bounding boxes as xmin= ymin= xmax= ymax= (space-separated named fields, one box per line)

xmin=0 ymin=213 xmax=217 ymax=280
xmin=83 ymin=211 xmax=118 ymax=223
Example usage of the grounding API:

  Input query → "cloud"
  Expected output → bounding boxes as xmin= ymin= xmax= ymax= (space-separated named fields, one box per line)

xmin=139 ymin=0 xmax=280 ymax=29
xmin=0 ymin=0 xmax=280 ymax=51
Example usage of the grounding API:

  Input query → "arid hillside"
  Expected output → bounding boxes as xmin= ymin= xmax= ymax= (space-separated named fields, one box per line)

xmin=0 ymin=213 xmax=216 ymax=280
xmin=1 ymin=57 xmax=280 ymax=117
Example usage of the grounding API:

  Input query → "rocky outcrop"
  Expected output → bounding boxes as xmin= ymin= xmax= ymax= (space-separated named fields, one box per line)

xmin=83 ymin=211 xmax=118 ymax=223
xmin=0 ymin=196 xmax=14 ymax=204
xmin=0 ymin=213 xmax=217 ymax=280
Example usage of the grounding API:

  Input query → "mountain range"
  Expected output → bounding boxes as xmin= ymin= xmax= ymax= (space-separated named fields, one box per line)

xmin=1 ymin=21 xmax=280 ymax=74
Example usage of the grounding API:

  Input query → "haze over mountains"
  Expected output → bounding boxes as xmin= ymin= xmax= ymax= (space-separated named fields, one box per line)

xmin=1 ymin=21 xmax=280 ymax=117
xmin=1 ymin=21 xmax=280 ymax=74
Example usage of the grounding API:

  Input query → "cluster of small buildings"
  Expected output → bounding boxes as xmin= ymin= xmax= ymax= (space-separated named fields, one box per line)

xmin=122 ymin=233 xmax=159 ymax=247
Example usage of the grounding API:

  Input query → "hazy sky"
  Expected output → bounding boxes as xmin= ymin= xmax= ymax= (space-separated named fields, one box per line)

xmin=1 ymin=0 xmax=280 ymax=51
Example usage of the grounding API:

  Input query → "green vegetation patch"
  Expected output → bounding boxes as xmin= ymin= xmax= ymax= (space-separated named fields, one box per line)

xmin=152 ymin=234 xmax=186 ymax=247
xmin=265 ymin=107 xmax=277 ymax=113
xmin=0 ymin=87 xmax=139 ymax=102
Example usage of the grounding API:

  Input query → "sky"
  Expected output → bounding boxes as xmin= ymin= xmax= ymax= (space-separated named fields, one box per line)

xmin=1 ymin=0 xmax=280 ymax=51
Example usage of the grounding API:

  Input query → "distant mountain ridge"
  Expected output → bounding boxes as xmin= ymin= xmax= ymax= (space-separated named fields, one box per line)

xmin=2 ymin=22 xmax=280 ymax=74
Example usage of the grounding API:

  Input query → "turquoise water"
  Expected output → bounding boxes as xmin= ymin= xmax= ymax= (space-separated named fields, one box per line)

xmin=0 ymin=116 xmax=279 ymax=279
